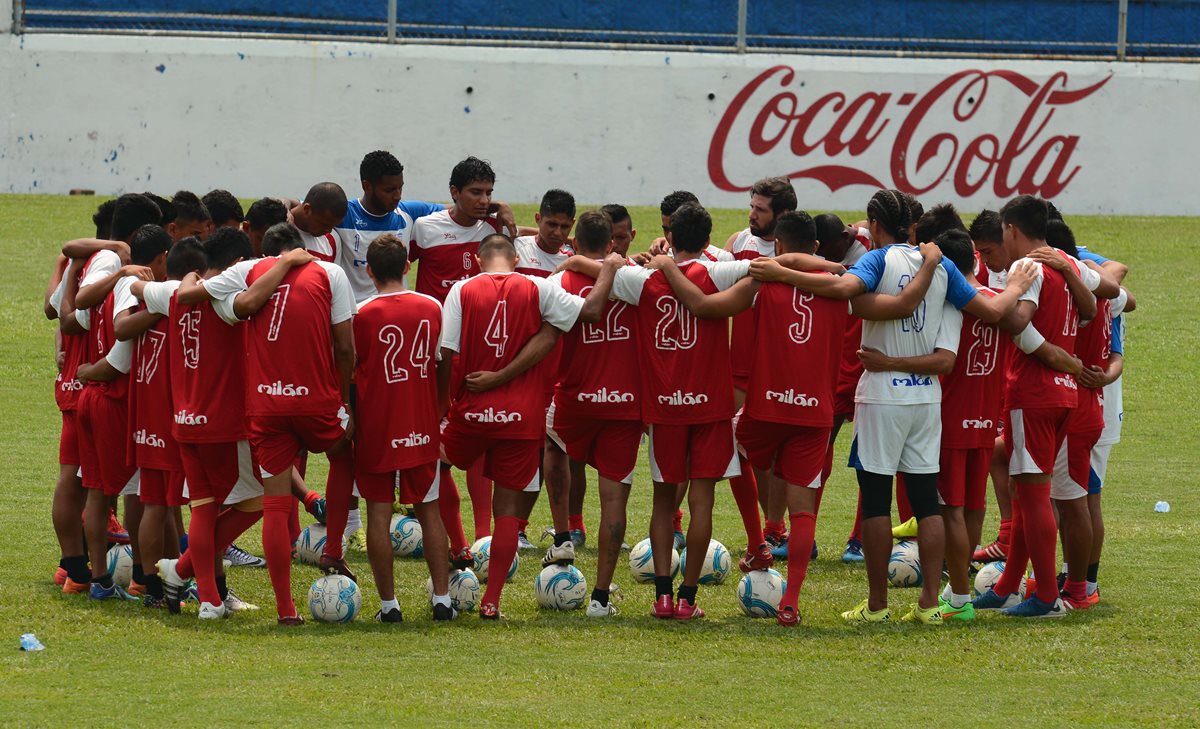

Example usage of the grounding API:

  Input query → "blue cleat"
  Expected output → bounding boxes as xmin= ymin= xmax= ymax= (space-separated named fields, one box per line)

xmin=672 ymin=531 xmax=686 ymax=551
xmin=768 ymin=533 xmax=789 ymax=560
xmin=569 ymin=529 xmax=586 ymax=549
xmin=841 ymin=538 xmax=865 ymax=563
xmin=89 ymin=581 xmax=140 ymax=601
xmin=310 ymin=497 xmax=328 ymax=525
xmin=1000 ymin=595 xmax=1068 ymax=618
xmin=973 ymin=588 xmax=1022 ymax=611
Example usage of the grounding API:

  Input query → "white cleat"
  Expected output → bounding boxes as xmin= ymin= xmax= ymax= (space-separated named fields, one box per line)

xmin=517 ymin=531 xmax=537 ymax=551
xmin=542 ymin=541 xmax=576 ymax=568
xmin=224 ymin=589 xmax=259 ymax=612
xmin=586 ymin=599 xmax=618 ymax=617
xmin=198 ymin=601 xmax=229 ymax=620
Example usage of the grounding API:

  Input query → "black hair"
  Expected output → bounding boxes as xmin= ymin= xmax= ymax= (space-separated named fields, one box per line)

xmin=968 ymin=209 xmax=1003 ymax=245
xmin=129 ymin=224 xmax=172 ymax=265
xmin=934 ymin=229 xmax=976 ymax=275
xmin=261 ymin=222 xmax=304 ymax=256
xmin=171 ymin=190 xmax=211 ymax=223
xmin=774 ymin=211 xmax=818 ymax=253
xmin=360 ymin=150 xmax=405 ymax=183
xmin=574 ymin=210 xmax=613 ymax=255
xmin=999 ymin=195 xmax=1049 ymax=241
xmin=202 ymin=189 xmax=244 ymax=226
xmin=866 ymin=189 xmax=912 ymax=242
xmin=245 ymin=197 xmax=288 ymax=231
xmin=449 ymin=156 xmax=496 ymax=191
xmin=366 ymin=233 xmax=407 ymax=283
xmin=539 ymin=189 xmax=576 ymax=219
xmin=304 ymin=182 xmax=348 ymax=218
xmin=913 ymin=203 xmax=966 ymax=245
xmin=660 ymin=190 xmax=700 ymax=218
xmin=166 ymin=237 xmax=207 ymax=279
xmin=143 ymin=192 xmax=176 ymax=226
xmin=203 ymin=227 xmax=254 ymax=270
xmin=1045 ymin=219 xmax=1080 ymax=259
xmin=750 ymin=177 xmax=798 ymax=215
xmin=477 ymin=233 xmax=515 ymax=260
xmin=601 ymin=204 xmax=631 ymax=229
xmin=111 ymin=193 xmax=164 ymax=242
xmin=93 ymin=199 xmax=117 ymax=239
xmin=1046 ymin=201 xmax=1064 ymax=222
xmin=902 ymin=193 xmax=924 ymax=224
xmin=668 ymin=203 xmax=712 ymax=253
xmin=813 ymin=213 xmax=846 ymax=251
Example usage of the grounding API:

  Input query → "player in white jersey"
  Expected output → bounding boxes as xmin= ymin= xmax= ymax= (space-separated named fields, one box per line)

xmin=289 ymin=182 xmax=349 ymax=263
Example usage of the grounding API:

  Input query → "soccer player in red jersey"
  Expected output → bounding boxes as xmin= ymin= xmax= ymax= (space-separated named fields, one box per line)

xmin=181 ymin=222 xmax=356 ymax=624
xmin=289 ymin=182 xmax=348 ymax=263
xmin=166 ymin=191 xmax=211 ymax=242
xmin=353 ymin=234 xmax=455 ymax=622
xmin=438 ymin=234 xmax=621 ymax=619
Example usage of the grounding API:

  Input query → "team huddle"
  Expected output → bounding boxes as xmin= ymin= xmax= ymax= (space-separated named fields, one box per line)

xmin=43 ymin=150 xmax=1133 ymax=625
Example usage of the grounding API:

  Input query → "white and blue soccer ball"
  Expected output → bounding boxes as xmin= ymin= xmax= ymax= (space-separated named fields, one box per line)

xmin=974 ymin=560 xmax=1027 ymax=598
xmin=628 ymin=537 xmax=680 ymax=584
xmin=888 ymin=539 xmax=923 ymax=587
xmin=295 ymin=524 xmax=329 ymax=565
xmin=389 ymin=514 xmax=424 ymax=558
xmin=307 ymin=574 xmax=361 ymax=623
xmin=471 ymin=536 xmax=519 ymax=583
xmin=679 ymin=539 xmax=731 ymax=586
xmin=426 ymin=568 xmax=481 ymax=613
xmin=737 ymin=568 xmax=786 ymax=618
xmin=106 ymin=544 xmax=133 ymax=588
xmin=534 ymin=564 xmax=588 ymax=610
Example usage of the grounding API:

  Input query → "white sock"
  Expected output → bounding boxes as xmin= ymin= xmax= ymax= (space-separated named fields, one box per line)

xmin=1086 ymin=580 xmax=1098 ymax=595
xmin=1061 ymin=561 xmax=1069 ymax=575
xmin=380 ymin=598 xmax=400 ymax=613
xmin=941 ymin=584 xmax=953 ymax=602
xmin=345 ymin=508 xmax=362 ymax=535
xmin=950 ymin=592 xmax=970 ymax=609
xmin=432 ymin=594 xmax=451 ymax=608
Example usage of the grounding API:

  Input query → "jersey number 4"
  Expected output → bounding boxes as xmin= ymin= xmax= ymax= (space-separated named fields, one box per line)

xmin=379 ymin=320 xmax=432 ymax=383
xmin=654 ymin=297 xmax=696 ymax=351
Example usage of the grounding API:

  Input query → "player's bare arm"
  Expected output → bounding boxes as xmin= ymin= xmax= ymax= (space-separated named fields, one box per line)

xmin=75 ymin=263 xmax=153 ymax=311
xmin=113 ymin=307 xmax=163 ymax=342
xmin=57 ymin=258 xmax=87 ymax=335
xmin=231 ymin=248 xmax=317 ymax=318
xmin=44 ymin=255 xmax=68 ymax=320
xmin=1032 ymin=340 xmax=1085 ymax=376
xmin=966 ymin=259 xmax=1038 ymax=326
xmin=858 ymin=346 xmax=956 ymax=375
xmin=436 ymin=347 xmax=454 ymax=416
xmin=750 ymin=258 xmax=863 ymax=300
xmin=649 ymin=254 xmax=757 ymax=318
xmin=465 ymin=321 xmax=561 ymax=393
xmin=576 ymin=254 xmax=624 ymax=323
xmin=1023 ymin=247 xmax=1099 ymax=321
xmin=850 ymin=242 xmax=942 ymax=321
xmin=1078 ymin=351 xmax=1123 ymax=388
xmin=1100 ymin=258 xmax=1129 ymax=283
xmin=1120 ymin=286 xmax=1137 ymax=312
xmin=75 ymin=358 xmax=120 ymax=384
xmin=61 ymin=238 xmax=130 ymax=264
xmin=722 ymin=230 xmax=739 ymax=253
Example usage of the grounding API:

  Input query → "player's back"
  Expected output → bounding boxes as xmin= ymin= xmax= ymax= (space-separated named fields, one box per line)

xmin=553 ymin=269 xmax=640 ymax=421
xmin=1005 ymin=259 xmax=1078 ymax=411
xmin=168 ymin=294 xmax=248 ymax=442
xmin=410 ymin=209 xmax=500 ymax=302
xmin=941 ymin=288 xmax=1008 ymax=449
xmin=89 ymin=286 xmax=130 ymax=401
xmin=130 ymin=298 xmax=178 ymax=470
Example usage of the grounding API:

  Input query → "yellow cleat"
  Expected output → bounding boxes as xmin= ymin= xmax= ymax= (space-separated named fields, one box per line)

xmin=841 ymin=599 xmax=891 ymax=624
xmin=347 ymin=527 xmax=367 ymax=553
xmin=900 ymin=602 xmax=943 ymax=625
xmin=892 ymin=517 xmax=919 ymax=540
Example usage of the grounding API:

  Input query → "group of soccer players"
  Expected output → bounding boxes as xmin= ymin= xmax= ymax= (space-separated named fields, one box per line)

xmin=43 ymin=149 xmax=1133 ymax=625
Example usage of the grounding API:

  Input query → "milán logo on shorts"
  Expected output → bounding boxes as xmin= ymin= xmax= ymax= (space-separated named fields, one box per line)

xmin=657 ymin=390 xmax=709 ymax=406
xmin=391 ymin=432 xmax=432 ymax=448
xmin=257 ymin=381 xmax=311 ymax=397
xmin=464 ymin=408 xmax=523 ymax=424
xmin=578 ymin=388 xmax=635 ymax=403
xmin=962 ymin=419 xmax=994 ymax=429
xmin=766 ymin=389 xmax=818 ymax=406
xmin=1053 ymin=375 xmax=1079 ymax=389
xmin=133 ymin=429 xmax=166 ymax=448
xmin=174 ymin=410 xmax=209 ymax=426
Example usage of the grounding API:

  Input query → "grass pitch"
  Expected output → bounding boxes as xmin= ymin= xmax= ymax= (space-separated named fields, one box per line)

xmin=0 ymin=194 xmax=1197 ymax=726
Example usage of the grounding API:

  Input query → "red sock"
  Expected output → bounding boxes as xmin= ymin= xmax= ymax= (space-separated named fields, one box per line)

xmin=848 ymin=493 xmax=863 ymax=542
xmin=568 ymin=513 xmax=585 ymax=533
xmin=1016 ymin=481 xmax=1058 ymax=603
xmin=211 ymin=508 xmax=262 ymax=553
xmin=262 ymin=494 xmax=297 ymax=618
xmin=995 ymin=495 xmax=1028 ymax=596
xmin=764 ymin=519 xmax=786 ymax=541
xmin=997 ymin=517 xmax=1013 ymax=546
xmin=781 ymin=512 xmax=816 ymax=610
xmin=188 ymin=503 xmax=220 ymax=605
xmin=481 ymin=515 xmax=523 ymax=608
xmin=896 ymin=473 xmax=914 ymax=523
xmin=673 ymin=509 xmax=684 ymax=533
xmin=1064 ymin=579 xmax=1087 ymax=602
xmin=302 ymin=489 xmax=321 ymax=512
xmin=439 ymin=469 xmax=469 ymax=553
xmin=466 ymin=463 xmax=493 ymax=539
xmin=288 ymin=498 xmax=301 ymax=545
xmin=322 ymin=450 xmax=354 ymax=560
xmin=729 ymin=459 xmax=764 ymax=549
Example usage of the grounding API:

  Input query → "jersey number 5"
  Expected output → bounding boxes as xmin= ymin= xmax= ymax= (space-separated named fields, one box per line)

xmin=788 ymin=290 xmax=814 ymax=344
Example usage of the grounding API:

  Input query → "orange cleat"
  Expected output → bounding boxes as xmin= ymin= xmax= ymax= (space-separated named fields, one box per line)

xmin=62 ymin=578 xmax=90 ymax=594
xmin=126 ymin=581 xmax=146 ymax=597
xmin=54 ymin=567 xmax=68 ymax=586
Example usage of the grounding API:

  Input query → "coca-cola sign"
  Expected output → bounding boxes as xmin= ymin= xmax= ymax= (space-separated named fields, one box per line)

xmin=708 ymin=66 xmax=1112 ymax=200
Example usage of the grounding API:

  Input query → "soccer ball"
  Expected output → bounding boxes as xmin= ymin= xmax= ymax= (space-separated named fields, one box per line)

xmin=106 ymin=544 xmax=133 ymax=588
xmin=307 ymin=574 xmax=361 ymax=623
xmin=974 ymin=560 xmax=1027 ymax=598
xmin=628 ymin=537 xmax=680 ymax=584
xmin=888 ymin=539 xmax=923 ymax=587
xmin=425 ymin=568 xmax=481 ymax=612
xmin=737 ymin=568 xmax=786 ymax=618
xmin=679 ymin=539 xmax=732 ymax=586
xmin=534 ymin=564 xmax=588 ymax=610
xmin=296 ymin=524 xmax=330 ymax=565
xmin=389 ymin=514 xmax=423 ymax=557
xmin=471 ymin=536 xmax=519 ymax=583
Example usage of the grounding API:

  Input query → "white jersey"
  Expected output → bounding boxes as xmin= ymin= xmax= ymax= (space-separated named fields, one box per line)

xmin=334 ymin=200 xmax=417 ymax=302
xmin=201 ymin=258 xmax=356 ymax=327
xmin=729 ymin=229 xmax=775 ymax=259
xmin=299 ymin=228 xmax=339 ymax=264
xmin=514 ymin=235 xmax=574 ymax=278
xmin=1098 ymin=288 xmax=1129 ymax=445
xmin=611 ymin=258 xmax=750 ymax=304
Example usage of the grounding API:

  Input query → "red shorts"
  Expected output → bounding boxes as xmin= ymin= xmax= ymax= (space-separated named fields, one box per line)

xmin=648 ymin=420 xmax=739 ymax=485
xmin=441 ymin=420 xmax=541 ymax=491
xmin=77 ymin=390 xmax=136 ymax=496
xmin=554 ymin=413 xmax=641 ymax=484
xmin=59 ymin=411 xmax=80 ymax=466
xmin=1004 ymin=407 xmax=1070 ymax=477
xmin=249 ymin=409 xmax=349 ymax=478
xmin=139 ymin=468 xmax=187 ymax=507
xmin=356 ymin=461 xmax=440 ymax=504
xmin=736 ymin=415 xmax=829 ymax=488
xmin=1051 ymin=428 xmax=1102 ymax=501
xmin=938 ymin=446 xmax=990 ymax=510
xmin=180 ymin=441 xmax=241 ymax=502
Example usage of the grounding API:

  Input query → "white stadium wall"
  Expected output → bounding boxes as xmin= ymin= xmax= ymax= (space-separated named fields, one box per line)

xmin=1 ymin=33 xmax=1198 ymax=214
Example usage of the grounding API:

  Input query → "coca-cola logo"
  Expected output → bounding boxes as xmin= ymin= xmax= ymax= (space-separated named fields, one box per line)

xmin=708 ymin=67 xmax=1111 ymax=199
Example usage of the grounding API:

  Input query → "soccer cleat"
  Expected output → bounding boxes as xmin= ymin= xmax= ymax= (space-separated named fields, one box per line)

xmin=672 ymin=531 xmax=686 ymax=551
xmin=776 ymin=605 xmax=800 ymax=627
xmin=307 ymin=497 xmax=327 ymax=525
xmin=347 ymin=527 xmax=367 ymax=553
xmin=766 ymin=532 xmax=789 ymax=560
xmin=899 ymin=602 xmax=943 ymax=625
xmin=652 ymin=595 xmax=675 ymax=619
xmin=841 ymin=599 xmax=891 ymax=623
xmin=939 ymin=598 xmax=976 ymax=622
xmin=738 ymin=542 xmax=775 ymax=573
xmin=517 ymin=531 xmax=537 ymax=551
xmin=586 ymin=600 xmax=618 ymax=617
xmin=224 ymin=543 xmax=267 ymax=568
xmin=449 ymin=547 xmax=474 ymax=571
xmin=318 ymin=554 xmax=358 ymax=583
xmin=841 ymin=538 xmax=865 ymax=563
xmin=972 ymin=539 xmax=1008 ymax=562
xmin=89 ymin=581 xmax=140 ymax=601
xmin=892 ymin=517 xmax=919 ymax=540
xmin=106 ymin=510 xmax=129 ymax=544
xmin=569 ymin=529 xmax=586 ymax=549
xmin=541 ymin=541 xmax=576 ymax=568
xmin=142 ymin=595 xmax=168 ymax=610
xmin=198 ymin=601 xmax=230 ymax=620
xmin=811 ymin=542 xmax=819 ymax=561
xmin=53 ymin=567 xmax=68 ymax=586
xmin=62 ymin=577 xmax=90 ymax=594
xmin=673 ymin=598 xmax=705 ymax=620
xmin=1056 ymin=572 xmax=1068 ymax=593
xmin=277 ymin=614 xmax=305 ymax=626
xmin=538 ymin=525 xmax=555 ymax=543
xmin=972 ymin=588 xmax=1022 ymax=611
xmin=224 ymin=590 xmax=259 ymax=612
xmin=1001 ymin=595 xmax=1068 ymax=618
xmin=157 ymin=558 xmax=186 ymax=614
xmin=375 ymin=607 xmax=404 ymax=623
xmin=127 ymin=581 xmax=146 ymax=598
xmin=184 ymin=581 xmax=200 ymax=603
xmin=432 ymin=603 xmax=458 ymax=621
xmin=1024 ymin=576 xmax=1037 ymax=598
xmin=1086 ymin=589 xmax=1101 ymax=607
xmin=479 ymin=602 xmax=502 ymax=620
xmin=1059 ymin=590 xmax=1092 ymax=611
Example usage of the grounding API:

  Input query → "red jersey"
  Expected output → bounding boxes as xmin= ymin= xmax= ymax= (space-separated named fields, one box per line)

xmin=300 ymin=229 xmax=338 ymax=263
xmin=728 ymin=229 xmax=775 ymax=389
xmin=353 ymin=291 xmax=442 ymax=471
xmin=442 ymin=272 xmax=582 ymax=440
xmin=744 ymin=276 xmax=847 ymax=426
xmin=53 ymin=259 xmax=94 ymax=412
xmin=1069 ymin=296 xmax=1112 ymax=434
xmin=940 ymin=288 xmax=1009 ymax=448
xmin=88 ymin=288 xmax=130 ymax=402
xmin=129 ymin=311 xmax=181 ymax=470
xmin=552 ymin=269 xmax=641 ymax=422
xmin=611 ymin=259 xmax=742 ymax=425
xmin=409 ymin=209 xmax=502 ymax=303
xmin=1005 ymin=260 xmax=1079 ymax=411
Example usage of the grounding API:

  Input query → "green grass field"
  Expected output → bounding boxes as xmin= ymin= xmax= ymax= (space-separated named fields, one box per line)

xmin=1 ymin=194 xmax=1197 ymax=725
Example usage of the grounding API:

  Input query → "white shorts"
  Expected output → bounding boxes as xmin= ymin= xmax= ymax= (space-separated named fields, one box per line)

xmin=224 ymin=441 xmax=265 ymax=506
xmin=545 ymin=401 xmax=566 ymax=452
xmin=121 ymin=469 xmax=141 ymax=497
xmin=1050 ymin=438 xmax=1087 ymax=501
xmin=849 ymin=402 xmax=941 ymax=476
xmin=1089 ymin=443 xmax=1113 ymax=493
